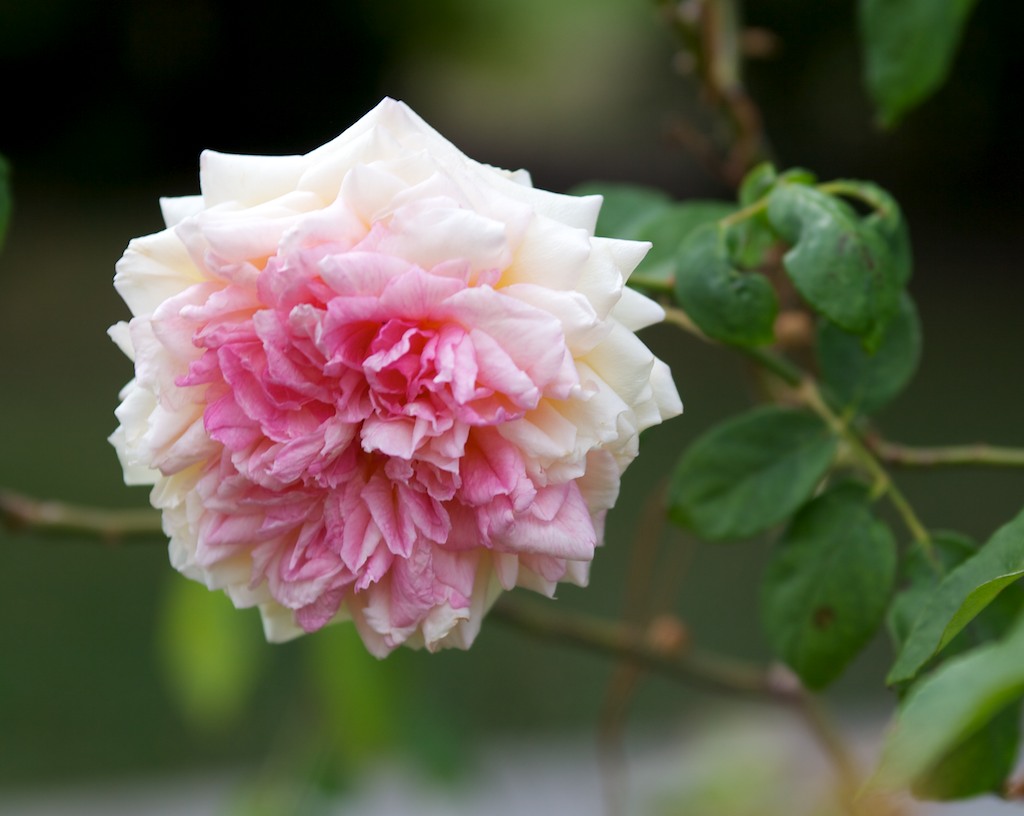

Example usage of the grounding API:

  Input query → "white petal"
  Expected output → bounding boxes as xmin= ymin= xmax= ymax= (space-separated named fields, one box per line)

xmin=259 ymin=600 xmax=306 ymax=643
xmin=611 ymin=286 xmax=666 ymax=331
xmin=160 ymin=195 xmax=205 ymax=228
xmin=580 ymin=322 xmax=657 ymax=407
xmin=107 ymin=321 xmax=135 ymax=361
xmin=114 ymin=229 xmax=204 ymax=318
xmin=200 ymin=150 xmax=311 ymax=208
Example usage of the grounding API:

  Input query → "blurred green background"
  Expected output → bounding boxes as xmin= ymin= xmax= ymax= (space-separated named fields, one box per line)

xmin=1 ymin=0 xmax=1022 ymax=804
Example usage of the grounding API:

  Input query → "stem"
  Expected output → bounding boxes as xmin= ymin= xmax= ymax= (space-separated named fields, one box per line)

xmin=492 ymin=594 xmax=781 ymax=697
xmin=658 ymin=0 xmax=769 ymax=186
xmin=3 ymin=483 xmax=864 ymax=806
xmin=797 ymin=383 xmax=934 ymax=555
xmin=718 ymin=196 xmax=768 ymax=228
xmin=866 ymin=437 xmax=1024 ymax=469
xmin=627 ymin=275 xmax=675 ymax=295
xmin=661 ymin=304 xmax=712 ymax=342
xmin=0 ymin=489 xmax=164 ymax=540
xmin=662 ymin=305 xmax=804 ymax=387
xmin=740 ymin=345 xmax=803 ymax=388
xmin=660 ymin=305 xmax=934 ymax=555
xmin=491 ymin=594 xmax=860 ymax=800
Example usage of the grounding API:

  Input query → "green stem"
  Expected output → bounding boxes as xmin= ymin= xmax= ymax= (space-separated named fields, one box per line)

xmin=740 ymin=345 xmax=803 ymax=388
xmin=816 ymin=180 xmax=892 ymax=217
xmin=866 ymin=438 xmax=1024 ymax=469
xmin=718 ymin=196 xmax=768 ymax=228
xmin=627 ymin=274 xmax=675 ymax=295
xmin=0 ymin=489 xmax=163 ymax=540
xmin=662 ymin=305 xmax=804 ymax=386
xmin=798 ymin=383 xmax=934 ymax=556
xmin=660 ymin=305 xmax=933 ymax=557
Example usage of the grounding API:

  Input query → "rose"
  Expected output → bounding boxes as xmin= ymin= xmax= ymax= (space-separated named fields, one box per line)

xmin=110 ymin=98 xmax=682 ymax=656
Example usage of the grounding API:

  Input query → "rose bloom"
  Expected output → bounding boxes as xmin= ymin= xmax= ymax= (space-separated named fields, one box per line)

xmin=110 ymin=99 xmax=681 ymax=656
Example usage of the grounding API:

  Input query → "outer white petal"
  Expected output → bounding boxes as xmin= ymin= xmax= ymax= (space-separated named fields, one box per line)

xmin=112 ymin=382 xmax=160 ymax=483
xmin=573 ymin=237 xmax=649 ymax=319
xmin=259 ymin=600 xmax=306 ymax=643
xmin=501 ymin=283 xmax=608 ymax=354
xmin=581 ymin=322 xmax=658 ymax=407
xmin=109 ymin=426 xmax=159 ymax=486
xmin=611 ymin=285 xmax=666 ymax=331
xmin=114 ymin=229 xmax=204 ymax=318
xmin=432 ymin=557 xmax=505 ymax=651
xmin=160 ymin=195 xmax=205 ymax=228
xmin=502 ymin=214 xmax=591 ymax=290
xmin=482 ymin=174 xmax=602 ymax=232
xmin=298 ymin=126 xmax=397 ymax=201
xmin=562 ymin=559 xmax=591 ymax=588
xmin=648 ymin=358 xmax=684 ymax=423
xmin=200 ymin=150 xmax=312 ymax=208
xmin=377 ymin=199 xmax=512 ymax=274
xmin=176 ymin=192 xmax=322 ymax=269
xmin=107 ymin=321 xmax=135 ymax=361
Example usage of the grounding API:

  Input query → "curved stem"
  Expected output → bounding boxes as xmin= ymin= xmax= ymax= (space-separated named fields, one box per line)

xmin=3 ymin=482 xmax=863 ymax=806
xmin=797 ymin=383 xmax=933 ymax=555
xmin=0 ymin=488 xmax=163 ymax=540
xmin=661 ymin=304 xmax=711 ymax=342
xmin=718 ymin=196 xmax=768 ymax=228
xmin=492 ymin=593 xmax=775 ymax=697
xmin=491 ymin=594 xmax=861 ymax=802
xmin=865 ymin=437 xmax=1024 ymax=469
xmin=660 ymin=305 xmax=934 ymax=558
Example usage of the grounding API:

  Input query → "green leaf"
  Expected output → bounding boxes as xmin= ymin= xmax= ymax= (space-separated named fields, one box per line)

xmin=738 ymin=162 xmax=778 ymax=207
xmin=886 ymin=533 xmax=1024 ymax=799
xmin=762 ymin=483 xmax=897 ymax=689
xmin=635 ymin=202 xmax=736 ymax=286
xmin=819 ymin=292 xmax=921 ymax=415
xmin=668 ymin=406 xmax=837 ymax=542
xmin=157 ymin=577 xmax=265 ymax=732
xmin=911 ymin=701 xmax=1021 ymax=800
xmin=674 ymin=223 xmax=778 ymax=346
xmin=767 ymin=184 xmax=901 ymax=345
xmin=0 ymin=154 xmax=11 ymax=253
xmin=888 ymin=508 xmax=1024 ymax=684
xmin=887 ymin=532 xmax=975 ymax=652
xmin=572 ymin=182 xmax=672 ymax=240
xmin=826 ymin=179 xmax=912 ymax=286
xmin=859 ymin=0 xmax=979 ymax=127
xmin=738 ymin=164 xmax=817 ymax=208
xmin=873 ymin=610 xmax=1024 ymax=793
xmin=573 ymin=183 xmax=734 ymax=287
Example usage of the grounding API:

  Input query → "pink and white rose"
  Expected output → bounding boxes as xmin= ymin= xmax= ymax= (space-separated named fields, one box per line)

xmin=110 ymin=98 xmax=681 ymax=656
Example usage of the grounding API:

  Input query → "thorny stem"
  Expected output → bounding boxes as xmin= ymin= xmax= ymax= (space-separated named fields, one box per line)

xmin=0 ymin=488 xmax=163 ymax=541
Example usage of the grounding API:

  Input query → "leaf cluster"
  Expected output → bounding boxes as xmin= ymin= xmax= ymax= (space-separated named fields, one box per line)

xmin=584 ymin=160 xmax=1024 ymax=802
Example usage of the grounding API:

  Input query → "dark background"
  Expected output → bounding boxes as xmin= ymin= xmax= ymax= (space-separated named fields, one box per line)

xmin=1 ymin=0 xmax=1021 ymax=797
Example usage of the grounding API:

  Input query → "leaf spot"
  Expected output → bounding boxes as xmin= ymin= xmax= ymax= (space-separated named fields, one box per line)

xmin=814 ymin=606 xmax=837 ymax=630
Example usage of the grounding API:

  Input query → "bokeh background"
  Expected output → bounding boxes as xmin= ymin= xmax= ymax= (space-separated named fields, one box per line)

xmin=1 ymin=0 xmax=1022 ymax=811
